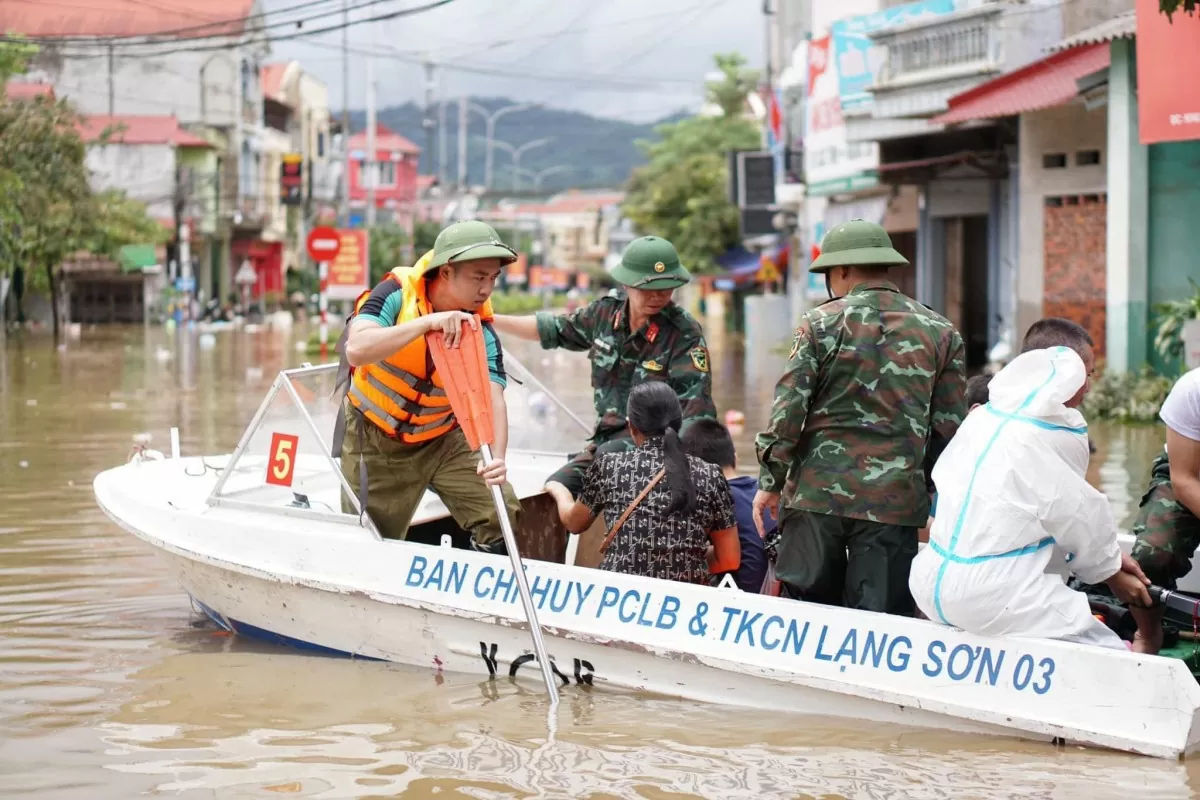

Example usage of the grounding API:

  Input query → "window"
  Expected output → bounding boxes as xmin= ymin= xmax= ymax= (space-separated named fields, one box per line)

xmin=1076 ymin=149 xmax=1101 ymax=166
xmin=317 ymin=131 xmax=326 ymax=158
xmin=377 ymin=160 xmax=396 ymax=187
xmin=1042 ymin=153 xmax=1067 ymax=169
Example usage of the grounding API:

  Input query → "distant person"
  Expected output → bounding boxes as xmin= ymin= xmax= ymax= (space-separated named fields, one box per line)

xmin=683 ymin=418 xmax=770 ymax=593
xmin=546 ymin=382 xmax=740 ymax=586
xmin=754 ymin=220 xmax=967 ymax=615
xmin=491 ymin=236 xmax=718 ymax=526
xmin=1129 ymin=366 xmax=1200 ymax=654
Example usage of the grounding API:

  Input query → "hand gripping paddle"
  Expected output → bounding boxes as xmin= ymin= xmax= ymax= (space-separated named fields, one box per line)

xmin=427 ymin=316 xmax=560 ymax=706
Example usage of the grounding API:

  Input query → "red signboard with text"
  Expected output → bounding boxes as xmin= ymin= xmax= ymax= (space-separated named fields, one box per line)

xmin=1136 ymin=0 xmax=1200 ymax=144
xmin=325 ymin=229 xmax=370 ymax=301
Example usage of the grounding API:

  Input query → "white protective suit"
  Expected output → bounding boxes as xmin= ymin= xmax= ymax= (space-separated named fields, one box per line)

xmin=909 ymin=346 xmax=1125 ymax=649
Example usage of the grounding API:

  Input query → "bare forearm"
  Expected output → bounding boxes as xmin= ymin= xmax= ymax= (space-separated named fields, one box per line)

xmin=345 ymin=319 xmax=428 ymax=367
xmin=491 ymin=314 xmax=539 ymax=341
xmin=1174 ymin=475 xmax=1200 ymax=521
xmin=490 ymin=382 xmax=509 ymax=461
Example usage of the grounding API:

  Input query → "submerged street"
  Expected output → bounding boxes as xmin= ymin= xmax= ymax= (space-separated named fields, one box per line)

xmin=0 ymin=324 xmax=1190 ymax=798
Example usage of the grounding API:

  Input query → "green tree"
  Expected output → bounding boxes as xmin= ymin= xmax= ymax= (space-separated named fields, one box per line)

xmin=622 ymin=53 xmax=761 ymax=275
xmin=1161 ymin=0 xmax=1199 ymax=20
xmin=368 ymin=223 xmax=408 ymax=284
xmin=1 ymin=38 xmax=165 ymax=336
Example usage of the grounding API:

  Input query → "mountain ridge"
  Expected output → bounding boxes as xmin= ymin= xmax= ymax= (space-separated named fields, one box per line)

xmin=348 ymin=97 xmax=691 ymax=192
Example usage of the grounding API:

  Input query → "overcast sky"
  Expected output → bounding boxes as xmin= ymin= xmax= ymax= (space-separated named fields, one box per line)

xmin=268 ymin=0 xmax=766 ymax=122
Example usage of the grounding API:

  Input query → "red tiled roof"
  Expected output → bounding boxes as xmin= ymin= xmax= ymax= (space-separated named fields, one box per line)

xmin=416 ymin=175 xmax=438 ymax=190
xmin=2 ymin=81 xmax=55 ymax=101
xmin=540 ymin=191 xmax=624 ymax=214
xmin=0 ymin=0 xmax=255 ymax=39
xmin=934 ymin=43 xmax=1111 ymax=126
xmin=261 ymin=63 xmax=288 ymax=103
xmin=79 ymin=115 xmax=213 ymax=148
xmin=348 ymin=123 xmax=420 ymax=155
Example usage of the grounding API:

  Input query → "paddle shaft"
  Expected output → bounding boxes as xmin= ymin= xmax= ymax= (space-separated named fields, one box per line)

xmin=480 ymin=442 xmax=561 ymax=705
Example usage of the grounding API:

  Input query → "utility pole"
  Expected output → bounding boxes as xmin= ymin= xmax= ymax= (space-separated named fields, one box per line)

xmin=341 ymin=0 xmax=351 ymax=226
xmin=365 ymin=25 xmax=377 ymax=228
xmin=423 ymin=58 xmax=436 ymax=179
xmin=107 ymin=44 xmax=115 ymax=116
xmin=438 ymin=97 xmax=448 ymax=185
xmin=457 ymin=95 xmax=468 ymax=192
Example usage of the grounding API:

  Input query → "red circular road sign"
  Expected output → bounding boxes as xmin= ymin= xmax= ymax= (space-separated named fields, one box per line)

xmin=306 ymin=226 xmax=342 ymax=262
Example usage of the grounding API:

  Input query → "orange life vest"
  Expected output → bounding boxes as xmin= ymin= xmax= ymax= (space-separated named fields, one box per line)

xmin=346 ymin=266 xmax=494 ymax=444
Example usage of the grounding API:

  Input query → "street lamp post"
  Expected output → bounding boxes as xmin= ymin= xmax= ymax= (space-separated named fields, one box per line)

xmin=467 ymin=101 xmax=531 ymax=190
xmin=490 ymin=137 xmax=553 ymax=190
xmin=509 ymin=164 xmax=573 ymax=191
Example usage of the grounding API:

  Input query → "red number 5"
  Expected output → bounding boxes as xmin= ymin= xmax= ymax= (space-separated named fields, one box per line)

xmin=266 ymin=433 xmax=299 ymax=487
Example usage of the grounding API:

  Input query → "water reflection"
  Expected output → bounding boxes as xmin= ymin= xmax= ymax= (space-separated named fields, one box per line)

xmin=0 ymin=323 xmax=1183 ymax=798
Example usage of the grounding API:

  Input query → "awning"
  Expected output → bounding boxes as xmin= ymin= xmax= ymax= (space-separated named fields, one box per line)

xmin=117 ymin=243 xmax=158 ymax=273
xmin=715 ymin=246 xmax=761 ymax=277
xmin=932 ymin=43 xmax=1111 ymax=126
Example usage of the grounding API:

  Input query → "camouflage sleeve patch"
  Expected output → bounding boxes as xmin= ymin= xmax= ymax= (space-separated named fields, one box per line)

xmin=670 ymin=335 xmax=717 ymax=426
xmin=689 ymin=346 xmax=709 ymax=373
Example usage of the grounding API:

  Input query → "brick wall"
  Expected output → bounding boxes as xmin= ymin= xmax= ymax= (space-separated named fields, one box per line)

xmin=1042 ymin=194 xmax=1107 ymax=358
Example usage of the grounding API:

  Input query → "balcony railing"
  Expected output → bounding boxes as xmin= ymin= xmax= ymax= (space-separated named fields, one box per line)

xmin=872 ymin=4 xmax=1003 ymax=89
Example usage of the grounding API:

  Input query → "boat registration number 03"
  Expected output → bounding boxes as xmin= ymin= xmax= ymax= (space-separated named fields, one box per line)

xmin=266 ymin=433 xmax=300 ymax=487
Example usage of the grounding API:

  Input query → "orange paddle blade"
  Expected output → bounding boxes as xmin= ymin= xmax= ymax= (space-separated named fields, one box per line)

xmin=427 ymin=316 xmax=495 ymax=451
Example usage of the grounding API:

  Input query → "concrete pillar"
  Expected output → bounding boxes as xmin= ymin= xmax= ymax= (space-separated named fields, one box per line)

xmin=987 ymin=177 xmax=1002 ymax=349
xmin=1105 ymin=38 xmax=1150 ymax=373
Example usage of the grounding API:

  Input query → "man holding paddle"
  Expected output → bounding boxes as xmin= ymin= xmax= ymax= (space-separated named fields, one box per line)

xmin=335 ymin=220 xmax=521 ymax=553
xmin=491 ymin=235 xmax=717 ymax=522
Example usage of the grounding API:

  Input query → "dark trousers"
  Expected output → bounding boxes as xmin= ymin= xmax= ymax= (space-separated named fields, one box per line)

xmin=776 ymin=508 xmax=917 ymax=615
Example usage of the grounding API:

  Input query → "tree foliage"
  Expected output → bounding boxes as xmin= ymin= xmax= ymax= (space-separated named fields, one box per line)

xmin=1161 ymin=0 xmax=1199 ymax=21
xmin=621 ymin=53 xmax=762 ymax=275
xmin=0 ymin=38 xmax=164 ymax=335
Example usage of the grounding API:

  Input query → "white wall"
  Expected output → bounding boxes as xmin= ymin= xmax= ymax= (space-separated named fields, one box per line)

xmin=1017 ymin=102 xmax=1108 ymax=338
xmin=86 ymin=143 xmax=177 ymax=221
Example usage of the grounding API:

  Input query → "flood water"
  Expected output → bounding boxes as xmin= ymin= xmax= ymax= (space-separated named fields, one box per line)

xmin=0 ymin=323 xmax=1191 ymax=799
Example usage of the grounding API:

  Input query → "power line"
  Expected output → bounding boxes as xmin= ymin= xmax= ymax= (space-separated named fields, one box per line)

xmin=1 ymin=0 xmax=458 ymax=53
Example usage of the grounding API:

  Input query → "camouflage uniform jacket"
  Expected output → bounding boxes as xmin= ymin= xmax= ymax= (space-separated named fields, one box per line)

xmin=535 ymin=296 xmax=717 ymax=444
xmin=755 ymin=280 xmax=967 ymax=527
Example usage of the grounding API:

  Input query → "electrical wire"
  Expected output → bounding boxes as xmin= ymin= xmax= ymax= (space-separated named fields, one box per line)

xmin=0 ymin=0 xmax=459 ymax=53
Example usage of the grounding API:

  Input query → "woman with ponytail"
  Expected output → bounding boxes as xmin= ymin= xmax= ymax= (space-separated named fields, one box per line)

xmin=546 ymin=382 xmax=740 ymax=585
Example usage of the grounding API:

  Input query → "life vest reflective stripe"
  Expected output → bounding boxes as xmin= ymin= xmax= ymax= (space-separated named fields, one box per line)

xmin=346 ymin=265 xmax=494 ymax=444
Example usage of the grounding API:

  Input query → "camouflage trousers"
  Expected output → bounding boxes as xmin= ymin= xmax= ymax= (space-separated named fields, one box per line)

xmin=775 ymin=508 xmax=918 ymax=615
xmin=339 ymin=405 xmax=520 ymax=545
xmin=546 ymin=431 xmax=635 ymax=498
xmin=1131 ymin=452 xmax=1200 ymax=588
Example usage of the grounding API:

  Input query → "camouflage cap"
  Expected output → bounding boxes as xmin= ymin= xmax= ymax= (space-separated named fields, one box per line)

xmin=427 ymin=220 xmax=518 ymax=270
xmin=609 ymin=236 xmax=691 ymax=290
xmin=810 ymin=219 xmax=909 ymax=274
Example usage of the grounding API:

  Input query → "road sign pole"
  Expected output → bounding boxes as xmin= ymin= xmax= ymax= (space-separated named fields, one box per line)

xmin=319 ymin=260 xmax=329 ymax=359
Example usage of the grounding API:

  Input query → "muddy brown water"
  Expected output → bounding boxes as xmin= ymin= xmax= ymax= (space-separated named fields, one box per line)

xmin=0 ymin=324 xmax=1191 ymax=799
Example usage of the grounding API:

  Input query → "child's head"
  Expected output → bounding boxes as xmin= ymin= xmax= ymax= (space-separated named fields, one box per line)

xmin=966 ymin=375 xmax=991 ymax=412
xmin=681 ymin=418 xmax=737 ymax=471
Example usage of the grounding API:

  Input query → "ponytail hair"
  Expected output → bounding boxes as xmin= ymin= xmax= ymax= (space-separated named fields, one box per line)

xmin=627 ymin=382 xmax=696 ymax=515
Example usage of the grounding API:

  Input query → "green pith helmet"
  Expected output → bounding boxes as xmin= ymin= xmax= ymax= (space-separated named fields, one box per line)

xmin=428 ymin=220 xmax=518 ymax=269
xmin=609 ymin=235 xmax=691 ymax=290
xmin=809 ymin=219 xmax=909 ymax=273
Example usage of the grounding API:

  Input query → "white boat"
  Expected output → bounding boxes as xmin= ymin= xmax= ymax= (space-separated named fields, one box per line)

xmin=93 ymin=359 xmax=1200 ymax=760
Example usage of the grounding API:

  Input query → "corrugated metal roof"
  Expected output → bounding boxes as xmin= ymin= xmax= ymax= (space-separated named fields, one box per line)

xmin=933 ymin=43 xmax=1111 ymax=125
xmin=1049 ymin=11 xmax=1136 ymax=52
xmin=80 ymin=115 xmax=214 ymax=148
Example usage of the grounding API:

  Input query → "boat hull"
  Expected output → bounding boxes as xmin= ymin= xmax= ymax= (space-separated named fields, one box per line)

xmin=94 ymin=457 xmax=1200 ymax=760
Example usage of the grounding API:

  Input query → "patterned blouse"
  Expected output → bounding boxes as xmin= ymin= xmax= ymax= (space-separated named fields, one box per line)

xmin=579 ymin=438 xmax=737 ymax=585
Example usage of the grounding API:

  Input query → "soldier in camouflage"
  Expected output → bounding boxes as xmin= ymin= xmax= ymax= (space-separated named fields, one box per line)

xmin=753 ymin=220 xmax=967 ymax=615
xmin=491 ymin=236 xmax=717 ymax=518
xmin=1129 ymin=366 xmax=1200 ymax=653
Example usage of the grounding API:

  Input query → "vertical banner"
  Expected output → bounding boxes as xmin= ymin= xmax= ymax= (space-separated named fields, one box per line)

xmin=325 ymin=229 xmax=370 ymax=301
xmin=1136 ymin=0 xmax=1200 ymax=145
